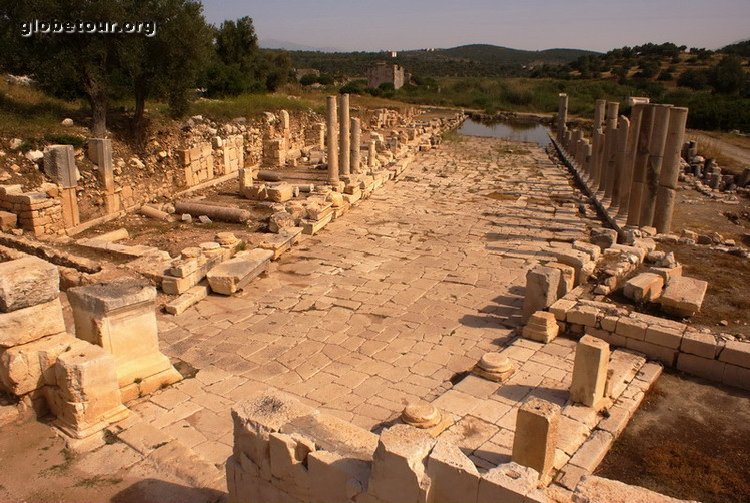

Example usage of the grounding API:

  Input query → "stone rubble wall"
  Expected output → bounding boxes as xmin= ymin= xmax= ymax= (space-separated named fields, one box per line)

xmin=226 ymin=392 xmax=548 ymax=503
xmin=550 ymin=295 xmax=750 ymax=391
xmin=522 ymin=228 xmax=750 ymax=392
xmin=0 ymin=185 xmax=64 ymax=236
xmin=0 ymin=256 xmax=128 ymax=437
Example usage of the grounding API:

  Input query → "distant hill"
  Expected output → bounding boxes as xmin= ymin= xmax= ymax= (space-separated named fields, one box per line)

xmin=260 ymin=39 xmax=340 ymax=53
xmin=429 ymin=44 xmax=597 ymax=66
xmin=287 ymin=43 xmax=599 ymax=78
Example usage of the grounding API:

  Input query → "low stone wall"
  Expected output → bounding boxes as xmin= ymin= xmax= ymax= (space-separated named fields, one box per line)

xmin=0 ymin=185 xmax=64 ymax=236
xmin=227 ymin=392 xmax=549 ymax=503
xmin=550 ymin=297 xmax=750 ymax=391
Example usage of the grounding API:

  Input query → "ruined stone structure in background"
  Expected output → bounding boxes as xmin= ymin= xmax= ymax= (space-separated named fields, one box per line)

xmin=367 ymin=61 xmax=406 ymax=89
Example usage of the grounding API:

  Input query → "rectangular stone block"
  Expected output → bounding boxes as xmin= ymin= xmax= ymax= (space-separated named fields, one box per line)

xmin=625 ymin=338 xmax=678 ymax=367
xmin=546 ymin=262 xmax=575 ymax=298
xmin=614 ymin=316 xmax=647 ymax=340
xmin=0 ymin=298 xmax=66 ymax=348
xmin=43 ymin=144 xmax=78 ymax=188
xmin=0 ymin=256 xmax=59 ymax=313
xmin=570 ymin=335 xmax=610 ymax=408
xmin=623 ymin=273 xmax=664 ymax=303
xmin=207 ymin=248 xmax=273 ymax=295
xmin=425 ymin=440 xmax=480 ymax=503
xmin=522 ymin=266 xmax=561 ymax=322
xmin=659 ymin=276 xmax=708 ymax=317
xmin=719 ymin=340 xmax=750 ymax=369
xmin=477 ymin=462 xmax=538 ymax=503
xmin=512 ymin=398 xmax=560 ymax=483
xmin=0 ymin=333 xmax=81 ymax=396
xmin=164 ymin=286 xmax=208 ymax=316
xmin=308 ymin=450 xmax=370 ymax=503
xmin=644 ymin=325 xmax=683 ymax=349
xmin=722 ymin=364 xmax=750 ymax=391
xmin=47 ymin=342 xmax=128 ymax=438
xmin=676 ymin=353 xmax=726 ymax=382
xmin=567 ymin=305 xmax=599 ymax=328
xmin=0 ymin=211 xmax=17 ymax=231
xmin=368 ymin=424 xmax=435 ymax=503
xmin=568 ymin=430 xmax=614 ymax=473
xmin=549 ymin=299 xmax=576 ymax=322
xmin=680 ymin=330 xmax=719 ymax=359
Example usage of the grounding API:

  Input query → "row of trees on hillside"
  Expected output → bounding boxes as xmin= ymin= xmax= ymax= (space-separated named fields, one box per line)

xmin=0 ymin=1 xmax=291 ymax=140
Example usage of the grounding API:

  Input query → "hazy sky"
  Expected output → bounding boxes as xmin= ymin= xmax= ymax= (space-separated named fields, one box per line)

xmin=200 ymin=0 xmax=749 ymax=52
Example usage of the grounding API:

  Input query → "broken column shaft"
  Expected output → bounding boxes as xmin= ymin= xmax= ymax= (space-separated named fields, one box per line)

xmin=617 ymin=104 xmax=644 ymax=218
xmin=338 ymin=93 xmax=350 ymax=178
xmin=326 ymin=96 xmax=339 ymax=185
xmin=350 ymin=117 xmax=361 ymax=175
xmin=601 ymin=101 xmax=619 ymax=200
xmin=557 ymin=93 xmax=568 ymax=140
xmin=626 ymin=104 xmax=656 ymax=226
xmin=639 ymin=104 xmax=673 ymax=227
xmin=609 ymin=116 xmax=630 ymax=209
xmin=653 ymin=107 xmax=689 ymax=233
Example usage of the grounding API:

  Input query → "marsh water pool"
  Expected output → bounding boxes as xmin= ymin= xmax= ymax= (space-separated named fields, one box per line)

xmin=458 ymin=118 xmax=551 ymax=146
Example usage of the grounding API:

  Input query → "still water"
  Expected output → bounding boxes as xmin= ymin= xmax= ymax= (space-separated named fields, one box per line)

xmin=458 ymin=118 xmax=551 ymax=146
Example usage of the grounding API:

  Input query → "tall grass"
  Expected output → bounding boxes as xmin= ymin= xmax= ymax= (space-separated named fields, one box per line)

xmin=0 ymin=79 xmax=85 ymax=136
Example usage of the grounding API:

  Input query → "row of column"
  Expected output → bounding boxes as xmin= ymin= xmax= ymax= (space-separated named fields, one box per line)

xmin=556 ymin=94 xmax=688 ymax=234
xmin=325 ymin=94 xmax=363 ymax=186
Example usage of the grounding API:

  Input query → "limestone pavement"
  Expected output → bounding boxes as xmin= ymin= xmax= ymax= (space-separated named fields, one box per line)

xmin=118 ymin=135 xmax=593 ymax=480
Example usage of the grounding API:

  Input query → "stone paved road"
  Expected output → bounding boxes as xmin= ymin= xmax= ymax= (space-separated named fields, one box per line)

xmin=130 ymin=135 xmax=594 ymax=469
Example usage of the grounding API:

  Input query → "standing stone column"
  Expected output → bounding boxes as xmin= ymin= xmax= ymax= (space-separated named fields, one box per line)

xmin=326 ymin=96 xmax=339 ymax=185
xmin=575 ymin=138 xmax=588 ymax=174
xmin=338 ymin=93 xmax=350 ymax=178
xmin=557 ymin=93 xmax=568 ymax=140
xmin=626 ymin=104 xmax=655 ymax=226
xmin=368 ymin=140 xmax=376 ymax=169
xmin=639 ymin=104 xmax=673 ymax=227
xmin=588 ymin=128 xmax=602 ymax=187
xmin=593 ymin=99 xmax=606 ymax=129
xmin=89 ymin=138 xmax=118 ymax=214
xmin=617 ymin=105 xmax=644 ymax=218
xmin=570 ymin=129 xmax=583 ymax=166
xmin=350 ymin=117 xmax=361 ymax=175
xmin=591 ymin=128 xmax=606 ymax=191
xmin=601 ymin=102 xmax=619 ymax=200
xmin=609 ymin=116 xmax=630 ymax=209
xmin=653 ymin=107 xmax=689 ymax=233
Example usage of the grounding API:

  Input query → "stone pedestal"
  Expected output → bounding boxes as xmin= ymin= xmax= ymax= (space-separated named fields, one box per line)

xmin=570 ymin=335 xmax=610 ymax=409
xmin=512 ymin=397 xmax=560 ymax=483
xmin=326 ymin=96 xmax=339 ymax=185
xmin=67 ymin=279 xmax=182 ymax=402
xmin=350 ymin=117 xmax=361 ymax=174
xmin=338 ymin=94 xmax=350 ymax=177
xmin=653 ymin=107 xmax=688 ymax=234
xmin=45 ymin=342 xmax=128 ymax=439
